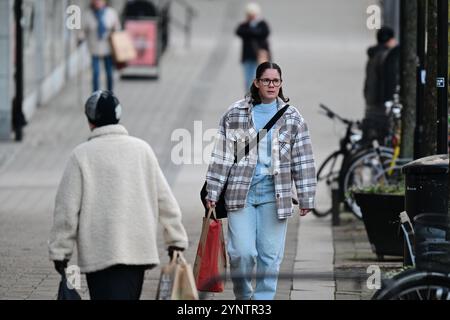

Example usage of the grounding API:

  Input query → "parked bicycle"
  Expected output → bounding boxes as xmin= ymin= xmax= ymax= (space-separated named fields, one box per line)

xmin=383 ymin=92 xmax=411 ymax=177
xmin=313 ymin=104 xmax=394 ymax=218
xmin=372 ymin=212 xmax=450 ymax=300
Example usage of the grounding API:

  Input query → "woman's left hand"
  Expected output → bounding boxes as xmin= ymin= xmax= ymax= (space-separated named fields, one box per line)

xmin=299 ymin=209 xmax=311 ymax=216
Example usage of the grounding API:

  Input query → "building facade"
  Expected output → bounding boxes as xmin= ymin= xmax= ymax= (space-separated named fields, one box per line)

xmin=0 ymin=0 xmax=126 ymax=140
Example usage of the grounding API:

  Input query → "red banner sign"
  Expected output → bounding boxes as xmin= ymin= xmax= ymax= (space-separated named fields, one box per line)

xmin=125 ymin=20 xmax=158 ymax=67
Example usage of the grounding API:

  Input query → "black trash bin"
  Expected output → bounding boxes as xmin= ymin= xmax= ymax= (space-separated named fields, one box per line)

xmin=401 ymin=154 xmax=449 ymax=217
xmin=414 ymin=213 xmax=450 ymax=273
xmin=402 ymin=154 xmax=449 ymax=271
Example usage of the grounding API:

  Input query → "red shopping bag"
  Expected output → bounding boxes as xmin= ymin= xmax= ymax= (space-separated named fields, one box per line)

xmin=193 ymin=209 xmax=227 ymax=292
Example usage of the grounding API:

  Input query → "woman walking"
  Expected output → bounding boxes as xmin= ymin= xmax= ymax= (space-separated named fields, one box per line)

xmin=236 ymin=3 xmax=271 ymax=91
xmin=79 ymin=0 xmax=120 ymax=92
xmin=205 ymin=62 xmax=317 ymax=300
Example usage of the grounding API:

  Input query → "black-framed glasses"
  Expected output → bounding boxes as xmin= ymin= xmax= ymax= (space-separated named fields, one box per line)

xmin=258 ymin=78 xmax=282 ymax=87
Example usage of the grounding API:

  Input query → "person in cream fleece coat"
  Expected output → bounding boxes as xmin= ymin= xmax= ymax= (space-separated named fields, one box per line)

xmin=48 ymin=90 xmax=188 ymax=300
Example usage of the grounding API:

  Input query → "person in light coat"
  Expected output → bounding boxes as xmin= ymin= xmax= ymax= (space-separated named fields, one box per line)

xmin=79 ymin=0 xmax=121 ymax=92
xmin=48 ymin=90 xmax=188 ymax=300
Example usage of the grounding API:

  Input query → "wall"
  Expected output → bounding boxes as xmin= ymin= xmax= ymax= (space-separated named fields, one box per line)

xmin=0 ymin=0 xmax=13 ymax=140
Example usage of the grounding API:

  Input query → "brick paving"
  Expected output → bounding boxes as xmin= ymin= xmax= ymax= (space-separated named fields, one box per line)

xmin=333 ymin=212 xmax=404 ymax=300
xmin=0 ymin=0 xmax=380 ymax=300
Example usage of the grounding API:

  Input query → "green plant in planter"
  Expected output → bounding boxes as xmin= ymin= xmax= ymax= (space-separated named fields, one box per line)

xmin=351 ymin=183 xmax=405 ymax=195
xmin=383 ymin=265 xmax=414 ymax=279
xmin=349 ymin=180 xmax=406 ymax=259
xmin=348 ymin=175 xmax=405 ymax=196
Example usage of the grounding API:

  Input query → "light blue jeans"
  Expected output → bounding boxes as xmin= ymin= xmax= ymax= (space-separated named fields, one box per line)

xmin=227 ymin=175 xmax=288 ymax=300
xmin=242 ymin=60 xmax=258 ymax=92
xmin=92 ymin=55 xmax=114 ymax=92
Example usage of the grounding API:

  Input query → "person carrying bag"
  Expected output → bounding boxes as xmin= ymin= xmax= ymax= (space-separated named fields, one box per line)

xmin=200 ymin=103 xmax=289 ymax=219
xmin=156 ymin=251 xmax=198 ymax=300
xmin=193 ymin=208 xmax=227 ymax=293
xmin=203 ymin=62 xmax=317 ymax=300
xmin=57 ymin=272 xmax=82 ymax=300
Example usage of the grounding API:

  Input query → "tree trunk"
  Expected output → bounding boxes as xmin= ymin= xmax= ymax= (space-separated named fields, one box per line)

xmin=399 ymin=0 xmax=417 ymax=159
xmin=422 ymin=0 xmax=438 ymax=156
xmin=447 ymin=0 xmax=450 ymax=219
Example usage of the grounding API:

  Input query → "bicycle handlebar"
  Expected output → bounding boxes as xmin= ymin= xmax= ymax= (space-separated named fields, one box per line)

xmin=319 ymin=103 xmax=353 ymax=125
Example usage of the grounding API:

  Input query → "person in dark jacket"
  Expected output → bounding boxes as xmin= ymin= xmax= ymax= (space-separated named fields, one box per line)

xmin=362 ymin=26 xmax=399 ymax=145
xmin=236 ymin=3 xmax=271 ymax=91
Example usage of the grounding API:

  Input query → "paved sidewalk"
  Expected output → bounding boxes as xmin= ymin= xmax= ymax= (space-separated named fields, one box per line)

xmin=0 ymin=0 xmax=377 ymax=300
xmin=333 ymin=212 xmax=403 ymax=300
xmin=270 ymin=0 xmax=376 ymax=300
xmin=292 ymin=215 xmax=335 ymax=300
xmin=0 ymin=0 xmax=240 ymax=300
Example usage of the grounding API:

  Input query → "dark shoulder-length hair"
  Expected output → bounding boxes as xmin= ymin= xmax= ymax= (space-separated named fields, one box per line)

xmin=248 ymin=62 xmax=289 ymax=105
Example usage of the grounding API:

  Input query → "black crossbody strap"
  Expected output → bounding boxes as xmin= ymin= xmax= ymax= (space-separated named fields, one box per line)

xmin=260 ymin=104 xmax=290 ymax=140
xmin=235 ymin=104 xmax=289 ymax=163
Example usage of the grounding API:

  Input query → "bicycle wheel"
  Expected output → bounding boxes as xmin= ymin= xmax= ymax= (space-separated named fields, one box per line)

xmin=373 ymin=269 xmax=450 ymax=300
xmin=340 ymin=147 xmax=394 ymax=219
xmin=312 ymin=151 xmax=343 ymax=218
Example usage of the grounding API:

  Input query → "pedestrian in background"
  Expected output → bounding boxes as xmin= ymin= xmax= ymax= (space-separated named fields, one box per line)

xmin=205 ymin=62 xmax=316 ymax=300
xmin=362 ymin=26 xmax=399 ymax=145
xmin=236 ymin=3 xmax=271 ymax=91
xmin=79 ymin=0 xmax=121 ymax=92
xmin=48 ymin=91 xmax=188 ymax=300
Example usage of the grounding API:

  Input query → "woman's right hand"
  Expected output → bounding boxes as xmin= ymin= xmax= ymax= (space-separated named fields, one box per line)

xmin=206 ymin=200 xmax=216 ymax=209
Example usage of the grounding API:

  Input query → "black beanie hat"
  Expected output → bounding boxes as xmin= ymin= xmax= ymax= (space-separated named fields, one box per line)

xmin=377 ymin=26 xmax=395 ymax=44
xmin=85 ymin=91 xmax=122 ymax=127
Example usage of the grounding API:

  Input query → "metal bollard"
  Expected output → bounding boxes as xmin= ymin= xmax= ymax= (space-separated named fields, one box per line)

xmin=331 ymin=180 xmax=340 ymax=226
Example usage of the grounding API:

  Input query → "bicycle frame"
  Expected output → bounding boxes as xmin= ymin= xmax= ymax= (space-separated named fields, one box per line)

xmin=399 ymin=211 xmax=416 ymax=266
xmin=319 ymin=103 xmax=362 ymax=164
xmin=313 ymin=104 xmax=362 ymax=217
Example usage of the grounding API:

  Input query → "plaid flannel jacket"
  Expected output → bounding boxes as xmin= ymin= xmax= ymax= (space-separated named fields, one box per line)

xmin=205 ymin=97 xmax=317 ymax=219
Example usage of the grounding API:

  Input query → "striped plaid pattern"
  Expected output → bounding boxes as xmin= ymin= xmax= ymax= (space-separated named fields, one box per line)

xmin=206 ymin=97 xmax=316 ymax=219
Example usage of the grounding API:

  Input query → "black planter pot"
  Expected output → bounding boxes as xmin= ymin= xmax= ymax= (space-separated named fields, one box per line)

xmin=353 ymin=192 xmax=406 ymax=259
